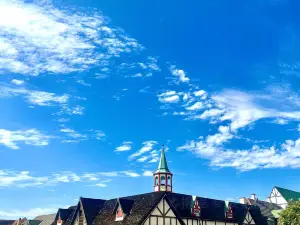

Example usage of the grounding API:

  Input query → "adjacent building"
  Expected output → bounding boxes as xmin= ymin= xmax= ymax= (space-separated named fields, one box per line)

xmin=52 ymin=147 xmax=267 ymax=225
xmin=266 ymin=186 xmax=300 ymax=209
xmin=34 ymin=214 xmax=56 ymax=225
xmin=240 ymin=194 xmax=282 ymax=225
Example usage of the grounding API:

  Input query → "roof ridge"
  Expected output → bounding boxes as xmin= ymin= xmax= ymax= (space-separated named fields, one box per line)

xmin=275 ymin=186 xmax=300 ymax=193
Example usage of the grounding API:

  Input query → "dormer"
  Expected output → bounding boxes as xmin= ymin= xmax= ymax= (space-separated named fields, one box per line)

xmin=224 ymin=201 xmax=233 ymax=219
xmin=191 ymin=196 xmax=201 ymax=217
xmin=114 ymin=198 xmax=134 ymax=221
xmin=57 ymin=216 xmax=62 ymax=225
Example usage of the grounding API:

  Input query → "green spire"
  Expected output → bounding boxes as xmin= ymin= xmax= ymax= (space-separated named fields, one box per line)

xmin=156 ymin=145 xmax=171 ymax=173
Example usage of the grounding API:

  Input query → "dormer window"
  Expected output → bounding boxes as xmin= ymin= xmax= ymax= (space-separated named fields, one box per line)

xmin=191 ymin=197 xmax=201 ymax=217
xmin=226 ymin=206 xmax=233 ymax=219
xmin=115 ymin=206 xmax=124 ymax=221
xmin=57 ymin=218 xmax=62 ymax=225
xmin=225 ymin=201 xmax=234 ymax=220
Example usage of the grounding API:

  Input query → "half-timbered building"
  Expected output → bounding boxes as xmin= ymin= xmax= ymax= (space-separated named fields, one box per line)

xmin=52 ymin=147 xmax=267 ymax=225
xmin=266 ymin=186 xmax=300 ymax=209
xmin=240 ymin=194 xmax=282 ymax=225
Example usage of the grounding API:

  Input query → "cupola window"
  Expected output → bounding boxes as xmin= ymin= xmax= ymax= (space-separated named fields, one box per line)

xmin=161 ymin=176 xmax=166 ymax=185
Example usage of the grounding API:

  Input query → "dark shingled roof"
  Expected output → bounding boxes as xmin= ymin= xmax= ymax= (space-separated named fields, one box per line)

xmin=63 ymin=205 xmax=79 ymax=225
xmin=80 ymin=198 xmax=106 ymax=225
xmin=0 ymin=220 xmax=15 ymax=225
xmin=93 ymin=192 xmax=165 ymax=225
xmin=52 ymin=206 xmax=77 ymax=225
xmin=244 ymin=199 xmax=282 ymax=219
xmin=115 ymin=198 xmax=135 ymax=215
xmin=27 ymin=220 xmax=42 ymax=225
xmin=34 ymin=214 xmax=56 ymax=225
xmin=93 ymin=192 xmax=267 ymax=225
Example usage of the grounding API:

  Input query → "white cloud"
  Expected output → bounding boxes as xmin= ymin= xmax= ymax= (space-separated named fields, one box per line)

xmin=0 ymin=207 xmax=59 ymax=219
xmin=142 ymin=170 xmax=153 ymax=176
xmin=11 ymin=79 xmax=24 ymax=85
xmin=60 ymin=128 xmax=87 ymax=141
xmin=0 ymin=85 xmax=69 ymax=107
xmin=93 ymin=183 xmax=107 ymax=187
xmin=129 ymin=141 xmax=158 ymax=160
xmin=178 ymin=125 xmax=233 ymax=158
xmin=60 ymin=128 xmax=105 ymax=143
xmin=170 ymin=65 xmax=190 ymax=83
xmin=94 ymin=130 xmax=106 ymax=140
xmin=194 ymin=90 xmax=206 ymax=97
xmin=121 ymin=171 xmax=140 ymax=177
xmin=137 ymin=156 xmax=149 ymax=162
xmin=0 ymin=171 xmax=48 ymax=187
xmin=0 ymin=170 xmax=140 ymax=189
xmin=77 ymin=80 xmax=91 ymax=86
xmin=186 ymin=102 xmax=203 ymax=111
xmin=0 ymin=129 xmax=51 ymax=149
xmin=0 ymin=0 xmax=143 ymax=75
xmin=158 ymin=91 xmax=180 ymax=103
xmin=115 ymin=141 xmax=132 ymax=152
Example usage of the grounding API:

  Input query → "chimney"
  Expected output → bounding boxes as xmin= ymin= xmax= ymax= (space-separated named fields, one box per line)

xmin=239 ymin=197 xmax=247 ymax=204
xmin=251 ymin=193 xmax=257 ymax=200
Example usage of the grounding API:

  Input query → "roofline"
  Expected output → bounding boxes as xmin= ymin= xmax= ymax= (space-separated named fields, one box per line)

xmin=138 ymin=193 xmax=166 ymax=225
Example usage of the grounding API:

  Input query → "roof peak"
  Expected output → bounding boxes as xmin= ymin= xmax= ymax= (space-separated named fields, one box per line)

xmin=155 ymin=146 xmax=171 ymax=174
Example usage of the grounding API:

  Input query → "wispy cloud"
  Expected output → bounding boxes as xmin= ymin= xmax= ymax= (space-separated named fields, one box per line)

xmin=0 ymin=0 xmax=143 ymax=75
xmin=0 ymin=129 xmax=51 ymax=150
xmin=129 ymin=141 xmax=158 ymax=160
xmin=0 ymin=84 xmax=69 ymax=107
xmin=0 ymin=170 xmax=141 ymax=188
xmin=120 ymin=171 xmax=140 ymax=177
xmin=11 ymin=79 xmax=24 ymax=86
xmin=142 ymin=170 xmax=153 ymax=176
xmin=0 ymin=206 xmax=62 ymax=219
xmin=158 ymin=91 xmax=180 ymax=103
xmin=177 ymin=85 xmax=300 ymax=171
xmin=115 ymin=141 xmax=132 ymax=152
xmin=60 ymin=128 xmax=105 ymax=143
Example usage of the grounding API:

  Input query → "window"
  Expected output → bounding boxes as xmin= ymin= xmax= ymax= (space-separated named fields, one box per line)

xmin=161 ymin=176 xmax=165 ymax=185
xmin=167 ymin=176 xmax=171 ymax=185
xmin=155 ymin=176 xmax=159 ymax=185
xmin=191 ymin=199 xmax=200 ymax=217
xmin=57 ymin=218 xmax=62 ymax=225
xmin=226 ymin=205 xmax=233 ymax=219
xmin=115 ymin=207 xmax=124 ymax=221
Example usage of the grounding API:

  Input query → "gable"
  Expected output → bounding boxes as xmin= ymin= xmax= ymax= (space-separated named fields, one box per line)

xmin=243 ymin=212 xmax=255 ymax=225
xmin=143 ymin=197 xmax=181 ymax=225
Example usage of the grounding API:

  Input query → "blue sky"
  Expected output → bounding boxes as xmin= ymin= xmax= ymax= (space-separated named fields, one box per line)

xmin=1 ymin=0 xmax=300 ymax=219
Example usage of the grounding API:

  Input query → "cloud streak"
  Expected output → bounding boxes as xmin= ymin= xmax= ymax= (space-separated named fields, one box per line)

xmin=0 ymin=129 xmax=51 ymax=150
xmin=0 ymin=0 xmax=143 ymax=75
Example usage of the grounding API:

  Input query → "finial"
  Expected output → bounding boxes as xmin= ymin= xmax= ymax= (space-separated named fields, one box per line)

xmin=162 ymin=144 xmax=165 ymax=151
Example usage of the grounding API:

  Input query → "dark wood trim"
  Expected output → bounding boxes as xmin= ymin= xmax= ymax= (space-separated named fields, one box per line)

xmin=156 ymin=206 xmax=163 ymax=216
xmin=150 ymin=215 xmax=178 ymax=219
xmin=165 ymin=206 xmax=171 ymax=216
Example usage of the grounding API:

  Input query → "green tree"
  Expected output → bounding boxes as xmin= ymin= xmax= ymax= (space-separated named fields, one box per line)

xmin=278 ymin=201 xmax=300 ymax=225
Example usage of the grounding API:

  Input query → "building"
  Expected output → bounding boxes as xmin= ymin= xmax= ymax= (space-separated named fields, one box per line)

xmin=52 ymin=147 xmax=267 ymax=225
xmin=0 ymin=220 xmax=15 ymax=225
xmin=266 ymin=186 xmax=300 ymax=209
xmin=0 ymin=218 xmax=43 ymax=225
xmin=240 ymin=194 xmax=282 ymax=225
xmin=34 ymin=214 xmax=56 ymax=225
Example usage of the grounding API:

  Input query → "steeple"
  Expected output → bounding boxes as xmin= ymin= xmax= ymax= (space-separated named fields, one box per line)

xmin=156 ymin=145 xmax=170 ymax=173
xmin=153 ymin=145 xmax=173 ymax=192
